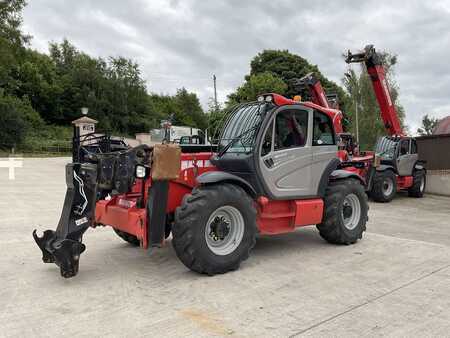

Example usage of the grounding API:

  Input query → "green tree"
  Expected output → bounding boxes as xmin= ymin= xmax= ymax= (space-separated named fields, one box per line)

xmin=0 ymin=1 xmax=211 ymax=147
xmin=0 ymin=99 xmax=25 ymax=147
xmin=0 ymin=0 xmax=30 ymax=91
xmin=417 ymin=114 xmax=439 ymax=135
xmin=0 ymin=93 xmax=44 ymax=147
xmin=173 ymin=88 xmax=207 ymax=130
xmin=233 ymin=50 xmax=349 ymax=107
xmin=205 ymin=98 xmax=227 ymax=142
xmin=228 ymin=72 xmax=287 ymax=104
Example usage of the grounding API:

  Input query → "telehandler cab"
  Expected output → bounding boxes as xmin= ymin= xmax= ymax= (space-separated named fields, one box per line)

xmin=33 ymin=95 xmax=368 ymax=278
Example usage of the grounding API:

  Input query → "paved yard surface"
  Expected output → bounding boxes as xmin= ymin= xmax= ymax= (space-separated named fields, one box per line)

xmin=1 ymin=157 xmax=449 ymax=337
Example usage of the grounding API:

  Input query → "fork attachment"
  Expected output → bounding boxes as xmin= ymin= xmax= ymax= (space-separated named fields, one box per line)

xmin=33 ymin=163 xmax=97 ymax=278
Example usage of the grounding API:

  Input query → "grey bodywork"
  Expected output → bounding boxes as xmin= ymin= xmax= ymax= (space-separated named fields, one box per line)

xmin=396 ymin=138 xmax=418 ymax=176
xmin=375 ymin=136 xmax=419 ymax=176
xmin=206 ymin=102 xmax=358 ymax=201
xmin=258 ymin=105 xmax=337 ymax=199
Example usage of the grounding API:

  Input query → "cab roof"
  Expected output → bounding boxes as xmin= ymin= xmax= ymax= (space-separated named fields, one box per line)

xmin=262 ymin=93 xmax=344 ymax=133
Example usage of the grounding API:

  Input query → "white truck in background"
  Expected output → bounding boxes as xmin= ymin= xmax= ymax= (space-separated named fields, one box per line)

xmin=151 ymin=125 xmax=209 ymax=145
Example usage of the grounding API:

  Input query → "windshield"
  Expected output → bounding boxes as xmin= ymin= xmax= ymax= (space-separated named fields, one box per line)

xmin=218 ymin=103 xmax=266 ymax=154
xmin=375 ymin=136 xmax=398 ymax=160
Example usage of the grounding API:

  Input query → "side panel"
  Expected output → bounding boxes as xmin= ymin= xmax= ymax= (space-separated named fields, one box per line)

xmin=311 ymin=145 xmax=338 ymax=193
xmin=397 ymin=139 xmax=418 ymax=176
xmin=256 ymin=197 xmax=323 ymax=235
xmin=257 ymin=198 xmax=295 ymax=234
xmin=397 ymin=175 xmax=414 ymax=190
xmin=266 ymin=146 xmax=314 ymax=197
xmin=258 ymin=106 xmax=315 ymax=199
xmin=294 ymin=199 xmax=323 ymax=226
xmin=95 ymin=198 xmax=148 ymax=247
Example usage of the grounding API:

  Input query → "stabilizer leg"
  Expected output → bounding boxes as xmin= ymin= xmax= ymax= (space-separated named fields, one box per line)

xmin=33 ymin=162 xmax=97 ymax=278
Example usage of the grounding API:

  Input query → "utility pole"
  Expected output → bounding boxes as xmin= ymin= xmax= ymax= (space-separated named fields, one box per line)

xmin=355 ymin=97 xmax=360 ymax=144
xmin=213 ymin=74 xmax=218 ymax=111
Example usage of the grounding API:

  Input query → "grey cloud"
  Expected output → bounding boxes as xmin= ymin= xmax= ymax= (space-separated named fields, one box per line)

xmin=23 ymin=0 xmax=450 ymax=131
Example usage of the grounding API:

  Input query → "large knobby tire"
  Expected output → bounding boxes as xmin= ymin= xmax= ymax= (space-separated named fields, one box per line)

xmin=113 ymin=228 xmax=140 ymax=246
xmin=172 ymin=184 xmax=257 ymax=276
xmin=371 ymin=170 xmax=397 ymax=202
xmin=317 ymin=178 xmax=368 ymax=245
xmin=408 ymin=169 xmax=426 ymax=198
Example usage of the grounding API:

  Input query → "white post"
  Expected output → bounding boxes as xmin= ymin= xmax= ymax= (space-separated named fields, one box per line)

xmin=0 ymin=157 xmax=23 ymax=180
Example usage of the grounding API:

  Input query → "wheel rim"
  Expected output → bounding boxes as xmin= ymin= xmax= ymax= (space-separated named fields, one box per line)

xmin=205 ymin=206 xmax=245 ymax=256
xmin=382 ymin=178 xmax=394 ymax=196
xmin=420 ymin=176 xmax=425 ymax=192
xmin=342 ymin=193 xmax=361 ymax=230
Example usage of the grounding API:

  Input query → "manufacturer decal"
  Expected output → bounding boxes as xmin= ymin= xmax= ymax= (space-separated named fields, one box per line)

xmin=73 ymin=170 xmax=88 ymax=215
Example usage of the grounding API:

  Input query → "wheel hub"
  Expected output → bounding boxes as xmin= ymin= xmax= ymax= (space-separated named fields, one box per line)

xmin=420 ymin=176 xmax=425 ymax=192
xmin=209 ymin=216 xmax=231 ymax=241
xmin=205 ymin=206 xmax=245 ymax=256
xmin=342 ymin=193 xmax=361 ymax=230
xmin=343 ymin=204 xmax=353 ymax=219
xmin=382 ymin=178 xmax=394 ymax=196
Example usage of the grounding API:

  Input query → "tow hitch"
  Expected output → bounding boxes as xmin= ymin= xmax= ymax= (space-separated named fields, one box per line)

xmin=33 ymin=162 xmax=97 ymax=278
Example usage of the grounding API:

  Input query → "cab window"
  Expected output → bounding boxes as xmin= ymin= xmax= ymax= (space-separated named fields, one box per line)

xmin=410 ymin=139 xmax=418 ymax=154
xmin=261 ymin=121 xmax=274 ymax=157
xmin=313 ymin=111 xmax=335 ymax=146
xmin=274 ymin=109 xmax=308 ymax=151
xmin=399 ymin=139 xmax=410 ymax=156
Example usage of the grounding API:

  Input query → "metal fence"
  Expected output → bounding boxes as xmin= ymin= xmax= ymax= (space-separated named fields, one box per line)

xmin=417 ymin=133 xmax=450 ymax=170
xmin=0 ymin=143 xmax=71 ymax=156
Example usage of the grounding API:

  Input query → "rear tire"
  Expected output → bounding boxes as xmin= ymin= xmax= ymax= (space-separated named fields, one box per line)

xmin=113 ymin=228 xmax=140 ymax=246
xmin=317 ymin=179 xmax=368 ymax=245
xmin=371 ymin=170 xmax=396 ymax=202
xmin=172 ymin=184 xmax=257 ymax=275
xmin=408 ymin=169 xmax=426 ymax=197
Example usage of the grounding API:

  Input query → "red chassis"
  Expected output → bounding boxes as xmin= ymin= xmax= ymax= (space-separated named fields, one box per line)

xmin=95 ymin=151 xmax=324 ymax=248
xmin=33 ymin=92 xmax=369 ymax=278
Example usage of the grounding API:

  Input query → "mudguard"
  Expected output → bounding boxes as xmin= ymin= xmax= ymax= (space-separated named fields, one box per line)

xmin=317 ymin=159 xmax=341 ymax=197
xmin=414 ymin=161 xmax=426 ymax=171
xmin=196 ymin=171 xmax=257 ymax=198
xmin=376 ymin=164 xmax=396 ymax=172
xmin=329 ymin=169 xmax=365 ymax=185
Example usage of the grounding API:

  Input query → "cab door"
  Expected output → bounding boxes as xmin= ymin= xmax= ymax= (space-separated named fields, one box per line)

xmin=258 ymin=106 xmax=314 ymax=199
xmin=396 ymin=138 xmax=417 ymax=176
xmin=311 ymin=110 xmax=338 ymax=190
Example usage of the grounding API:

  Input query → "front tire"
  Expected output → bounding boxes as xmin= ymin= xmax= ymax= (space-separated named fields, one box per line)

xmin=172 ymin=184 xmax=257 ymax=275
xmin=408 ymin=169 xmax=426 ymax=197
xmin=371 ymin=170 xmax=397 ymax=202
xmin=317 ymin=179 xmax=368 ymax=245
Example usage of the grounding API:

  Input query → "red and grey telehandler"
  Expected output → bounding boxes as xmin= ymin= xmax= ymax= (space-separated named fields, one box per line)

xmin=345 ymin=45 xmax=426 ymax=202
xmin=294 ymin=46 xmax=426 ymax=203
xmin=33 ymin=94 xmax=369 ymax=278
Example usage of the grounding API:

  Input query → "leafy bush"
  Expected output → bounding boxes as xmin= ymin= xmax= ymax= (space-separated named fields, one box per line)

xmin=0 ymin=93 xmax=43 ymax=148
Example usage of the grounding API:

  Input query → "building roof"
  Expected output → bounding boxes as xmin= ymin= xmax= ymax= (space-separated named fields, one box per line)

xmin=72 ymin=116 xmax=98 ymax=124
xmin=433 ymin=116 xmax=450 ymax=135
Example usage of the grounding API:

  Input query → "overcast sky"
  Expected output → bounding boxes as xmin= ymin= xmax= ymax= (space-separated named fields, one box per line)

xmin=23 ymin=0 xmax=450 ymax=132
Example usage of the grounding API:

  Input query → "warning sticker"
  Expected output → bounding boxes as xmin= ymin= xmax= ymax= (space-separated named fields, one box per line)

xmin=75 ymin=217 xmax=88 ymax=226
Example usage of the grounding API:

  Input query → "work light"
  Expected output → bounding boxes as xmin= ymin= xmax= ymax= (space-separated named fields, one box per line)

xmin=135 ymin=165 xmax=147 ymax=179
